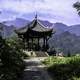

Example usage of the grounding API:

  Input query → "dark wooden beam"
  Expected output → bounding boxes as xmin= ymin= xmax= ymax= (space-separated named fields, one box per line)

xmin=27 ymin=38 xmax=29 ymax=51
xmin=43 ymin=37 xmax=46 ymax=51
xmin=38 ymin=37 xmax=40 ymax=50
xmin=32 ymin=38 xmax=33 ymax=50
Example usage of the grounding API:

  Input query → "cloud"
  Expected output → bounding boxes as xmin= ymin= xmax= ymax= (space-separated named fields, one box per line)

xmin=0 ymin=0 xmax=45 ymax=13
xmin=0 ymin=0 xmax=80 ymax=25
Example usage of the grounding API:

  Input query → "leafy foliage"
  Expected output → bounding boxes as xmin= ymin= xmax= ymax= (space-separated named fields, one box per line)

xmin=43 ymin=56 xmax=80 ymax=80
xmin=73 ymin=2 xmax=80 ymax=15
xmin=0 ymin=36 xmax=25 ymax=80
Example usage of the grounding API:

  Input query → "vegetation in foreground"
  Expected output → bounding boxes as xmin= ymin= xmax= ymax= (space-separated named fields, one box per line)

xmin=0 ymin=36 xmax=26 ymax=80
xmin=43 ymin=56 xmax=80 ymax=80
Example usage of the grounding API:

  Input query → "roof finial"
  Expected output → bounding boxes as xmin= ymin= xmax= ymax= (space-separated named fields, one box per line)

xmin=35 ymin=12 xmax=37 ymax=20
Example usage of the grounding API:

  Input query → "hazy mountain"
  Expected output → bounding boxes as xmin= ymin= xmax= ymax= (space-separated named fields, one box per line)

xmin=0 ymin=23 xmax=16 ymax=38
xmin=49 ymin=31 xmax=80 ymax=55
xmin=3 ymin=18 xmax=29 ymax=28
xmin=1 ymin=18 xmax=80 ymax=55
xmin=68 ymin=25 xmax=80 ymax=36
xmin=52 ymin=23 xmax=69 ymax=35
xmin=1 ymin=18 xmax=53 ymax=38
xmin=2 ymin=18 xmax=80 ymax=36
xmin=1 ymin=17 xmax=80 ymax=39
xmin=52 ymin=23 xmax=80 ymax=36
xmin=3 ymin=18 xmax=53 ymax=28
xmin=3 ymin=18 xmax=80 ymax=35
xmin=49 ymin=23 xmax=80 ymax=55
xmin=39 ymin=20 xmax=53 ymax=27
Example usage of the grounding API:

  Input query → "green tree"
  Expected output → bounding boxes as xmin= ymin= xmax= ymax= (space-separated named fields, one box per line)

xmin=73 ymin=2 xmax=80 ymax=15
xmin=0 ymin=36 xmax=25 ymax=80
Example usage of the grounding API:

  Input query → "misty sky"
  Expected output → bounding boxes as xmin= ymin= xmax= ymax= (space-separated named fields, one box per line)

xmin=0 ymin=0 xmax=80 ymax=25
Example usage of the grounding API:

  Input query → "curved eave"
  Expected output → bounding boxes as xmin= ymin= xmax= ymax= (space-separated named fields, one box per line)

xmin=15 ymin=30 xmax=25 ymax=35
xmin=28 ymin=29 xmax=53 ymax=38
xmin=30 ymin=28 xmax=53 ymax=33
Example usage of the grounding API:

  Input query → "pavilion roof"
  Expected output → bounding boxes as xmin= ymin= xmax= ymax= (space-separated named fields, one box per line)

xmin=16 ymin=18 xmax=53 ymax=34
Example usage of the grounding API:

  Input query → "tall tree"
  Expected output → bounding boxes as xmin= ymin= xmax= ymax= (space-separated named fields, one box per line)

xmin=73 ymin=2 xmax=80 ymax=15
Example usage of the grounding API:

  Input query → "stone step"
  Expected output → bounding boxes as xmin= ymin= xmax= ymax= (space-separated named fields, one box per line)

xmin=35 ymin=51 xmax=49 ymax=57
xmin=23 ymin=50 xmax=49 ymax=57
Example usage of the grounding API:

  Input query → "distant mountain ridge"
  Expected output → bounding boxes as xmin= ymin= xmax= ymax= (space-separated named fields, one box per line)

xmin=0 ymin=18 xmax=80 ymax=55
xmin=39 ymin=20 xmax=53 ymax=27
xmin=0 ymin=18 xmax=54 ymax=38
xmin=3 ymin=18 xmax=53 ymax=28
xmin=3 ymin=18 xmax=80 ymax=36
xmin=0 ymin=17 xmax=80 ymax=37
xmin=49 ymin=31 xmax=80 ymax=55
xmin=69 ymin=25 xmax=80 ymax=36
xmin=52 ymin=22 xmax=69 ymax=35
xmin=0 ymin=23 xmax=15 ymax=38
xmin=3 ymin=18 xmax=29 ymax=28
xmin=52 ymin=22 xmax=80 ymax=36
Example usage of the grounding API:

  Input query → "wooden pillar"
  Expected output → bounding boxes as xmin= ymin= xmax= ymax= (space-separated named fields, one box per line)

xmin=44 ymin=37 xmax=45 ymax=46
xmin=22 ymin=36 xmax=24 ymax=49
xmin=45 ymin=38 xmax=47 ymax=46
xmin=23 ymin=38 xmax=26 ymax=49
xmin=43 ymin=37 xmax=46 ymax=51
xmin=29 ymin=38 xmax=31 ymax=51
xmin=45 ymin=37 xmax=48 ymax=51
xmin=27 ymin=38 xmax=29 ymax=51
xmin=32 ymin=38 xmax=33 ymax=50
xmin=38 ymin=37 xmax=40 ymax=50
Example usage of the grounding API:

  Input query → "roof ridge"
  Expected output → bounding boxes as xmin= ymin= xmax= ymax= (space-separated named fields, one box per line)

xmin=37 ymin=20 xmax=50 ymax=29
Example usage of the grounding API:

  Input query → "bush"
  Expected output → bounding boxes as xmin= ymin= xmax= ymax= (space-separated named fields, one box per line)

xmin=0 ymin=36 xmax=25 ymax=80
xmin=43 ymin=56 xmax=80 ymax=80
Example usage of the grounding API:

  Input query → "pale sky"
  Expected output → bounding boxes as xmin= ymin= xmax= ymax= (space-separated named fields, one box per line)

xmin=0 ymin=0 xmax=80 ymax=25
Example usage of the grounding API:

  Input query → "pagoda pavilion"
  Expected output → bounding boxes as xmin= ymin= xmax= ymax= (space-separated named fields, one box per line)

xmin=16 ymin=15 xmax=55 ymax=51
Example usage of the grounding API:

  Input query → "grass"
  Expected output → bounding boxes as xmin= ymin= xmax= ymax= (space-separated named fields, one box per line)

xmin=43 ymin=56 xmax=80 ymax=80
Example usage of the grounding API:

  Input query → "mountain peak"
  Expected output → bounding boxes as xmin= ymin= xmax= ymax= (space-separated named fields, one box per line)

xmin=54 ymin=22 xmax=68 ymax=26
xmin=15 ymin=18 xmax=27 ymax=21
xmin=3 ymin=18 xmax=29 ymax=28
xmin=39 ymin=20 xmax=53 ymax=27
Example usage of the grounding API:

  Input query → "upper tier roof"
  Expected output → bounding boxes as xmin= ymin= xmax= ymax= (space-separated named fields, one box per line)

xmin=16 ymin=18 xmax=54 ymax=34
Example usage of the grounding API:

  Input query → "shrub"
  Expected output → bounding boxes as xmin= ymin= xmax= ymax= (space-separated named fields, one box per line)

xmin=0 ymin=36 xmax=25 ymax=80
xmin=43 ymin=56 xmax=80 ymax=80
